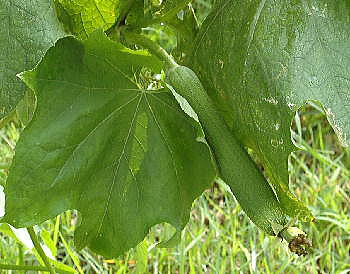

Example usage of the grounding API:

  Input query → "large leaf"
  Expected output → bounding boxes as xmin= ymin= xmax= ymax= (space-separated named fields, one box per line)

xmin=55 ymin=0 xmax=119 ymax=38
xmin=0 ymin=0 xmax=65 ymax=119
xmin=192 ymin=0 xmax=350 ymax=220
xmin=2 ymin=31 xmax=216 ymax=257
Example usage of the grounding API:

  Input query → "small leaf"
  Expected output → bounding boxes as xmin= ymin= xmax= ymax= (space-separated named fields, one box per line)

xmin=0 ymin=0 xmax=65 ymax=119
xmin=54 ymin=0 xmax=119 ymax=39
xmin=3 ymin=31 xmax=215 ymax=257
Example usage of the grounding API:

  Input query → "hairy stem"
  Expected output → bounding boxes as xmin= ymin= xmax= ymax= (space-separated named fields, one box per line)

xmin=27 ymin=227 xmax=56 ymax=274
xmin=123 ymin=30 xmax=178 ymax=69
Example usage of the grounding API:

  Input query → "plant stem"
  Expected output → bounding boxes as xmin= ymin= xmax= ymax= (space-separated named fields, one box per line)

xmin=123 ymin=30 xmax=178 ymax=69
xmin=0 ymin=264 xmax=53 ymax=272
xmin=18 ymin=244 xmax=25 ymax=274
xmin=27 ymin=227 xmax=56 ymax=274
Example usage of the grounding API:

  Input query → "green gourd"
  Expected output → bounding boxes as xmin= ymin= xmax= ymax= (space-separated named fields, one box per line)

xmin=123 ymin=30 xmax=310 ymax=254
xmin=167 ymin=65 xmax=287 ymax=235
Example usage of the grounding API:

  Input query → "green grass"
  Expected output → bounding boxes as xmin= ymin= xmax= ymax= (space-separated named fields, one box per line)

xmin=0 ymin=103 xmax=349 ymax=273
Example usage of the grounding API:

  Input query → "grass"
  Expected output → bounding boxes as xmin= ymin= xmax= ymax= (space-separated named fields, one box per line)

xmin=0 ymin=103 xmax=349 ymax=273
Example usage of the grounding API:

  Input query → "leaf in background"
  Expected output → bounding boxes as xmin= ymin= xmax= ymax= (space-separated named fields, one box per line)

xmin=0 ymin=0 xmax=65 ymax=119
xmin=3 ymin=31 xmax=215 ymax=257
xmin=192 ymin=0 xmax=350 ymax=220
xmin=125 ymin=0 xmax=149 ymax=27
xmin=146 ymin=0 xmax=193 ymax=28
xmin=54 ymin=0 xmax=119 ymax=39
xmin=157 ymin=0 xmax=188 ymax=17
xmin=173 ymin=5 xmax=199 ymax=65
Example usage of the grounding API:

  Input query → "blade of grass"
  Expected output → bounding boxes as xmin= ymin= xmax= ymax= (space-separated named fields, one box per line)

xmin=58 ymin=231 xmax=84 ymax=274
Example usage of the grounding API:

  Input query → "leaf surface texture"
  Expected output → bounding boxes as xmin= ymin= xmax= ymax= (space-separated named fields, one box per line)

xmin=0 ymin=0 xmax=65 ymax=118
xmin=55 ymin=0 xmax=119 ymax=38
xmin=192 ymin=0 xmax=350 ymax=220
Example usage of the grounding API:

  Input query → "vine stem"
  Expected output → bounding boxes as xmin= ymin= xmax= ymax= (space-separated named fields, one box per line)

xmin=123 ymin=30 xmax=178 ymax=70
xmin=27 ymin=227 xmax=56 ymax=274
xmin=0 ymin=264 xmax=54 ymax=272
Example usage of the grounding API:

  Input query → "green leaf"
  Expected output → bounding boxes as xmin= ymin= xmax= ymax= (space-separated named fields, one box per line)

xmin=158 ymin=0 xmax=189 ymax=17
xmin=173 ymin=5 xmax=198 ymax=65
xmin=192 ymin=0 xmax=350 ymax=220
xmin=3 ymin=31 xmax=215 ymax=258
xmin=124 ymin=0 xmax=151 ymax=28
xmin=0 ymin=0 xmax=65 ymax=119
xmin=54 ymin=0 xmax=119 ymax=38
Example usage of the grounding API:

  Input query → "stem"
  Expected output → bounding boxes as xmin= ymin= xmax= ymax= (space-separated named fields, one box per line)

xmin=18 ymin=244 xmax=25 ymax=274
xmin=18 ymin=244 xmax=24 ymax=264
xmin=0 ymin=264 xmax=53 ymax=272
xmin=27 ymin=227 xmax=56 ymax=274
xmin=123 ymin=30 xmax=178 ymax=69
